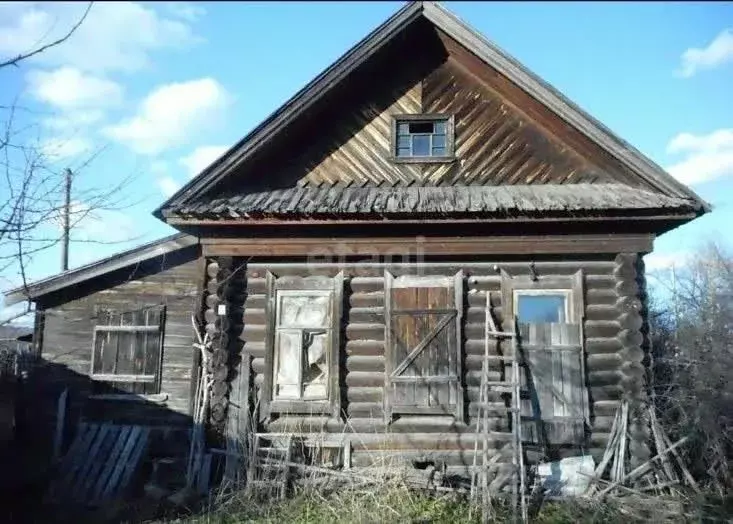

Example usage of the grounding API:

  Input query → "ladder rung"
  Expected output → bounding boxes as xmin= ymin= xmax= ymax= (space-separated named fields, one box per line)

xmin=483 ymin=355 xmax=516 ymax=361
xmin=474 ymin=403 xmax=519 ymax=412
xmin=483 ymin=381 xmax=519 ymax=387
xmin=486 ymin=330 xmax=516 ymax=337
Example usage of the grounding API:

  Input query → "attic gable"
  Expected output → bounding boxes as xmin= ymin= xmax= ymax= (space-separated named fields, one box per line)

xmin=155 ymin=1 xmax=708 ymax=220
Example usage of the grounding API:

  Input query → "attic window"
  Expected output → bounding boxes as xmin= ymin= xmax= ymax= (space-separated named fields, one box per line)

xmin=391 ymin=114 xmax=454 ymax=163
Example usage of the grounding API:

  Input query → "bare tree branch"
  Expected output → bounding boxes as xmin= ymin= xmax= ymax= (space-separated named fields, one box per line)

xmin=0 ymin=3 xmax=94 ymax=69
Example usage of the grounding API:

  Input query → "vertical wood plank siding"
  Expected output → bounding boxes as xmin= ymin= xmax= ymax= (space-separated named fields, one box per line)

xmin=34 ymin=247 xmax=201 ymax=428
xmin=240 ymin=257 xmax=647 ymax=476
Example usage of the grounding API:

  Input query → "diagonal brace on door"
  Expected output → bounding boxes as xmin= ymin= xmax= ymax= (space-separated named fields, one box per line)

xmin=391 ymin=311 xmax=456 ymax=377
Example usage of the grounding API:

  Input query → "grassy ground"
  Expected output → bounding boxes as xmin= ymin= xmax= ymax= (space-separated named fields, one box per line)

xmin=155 ymin=482 xmax=733 ymax=524
xmin=159 ymin=484 xmax=642 ymax=524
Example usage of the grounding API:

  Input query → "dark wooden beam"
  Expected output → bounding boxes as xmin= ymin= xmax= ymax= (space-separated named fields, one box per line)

xmin=201 ymin=234 xmax=654 ymax=257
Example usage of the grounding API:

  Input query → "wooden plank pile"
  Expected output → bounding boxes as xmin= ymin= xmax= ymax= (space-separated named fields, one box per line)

xmin=584 ymin=401 xmax=700 ymax=499
xmin=45 ymin=422 xmax=151 ymax=506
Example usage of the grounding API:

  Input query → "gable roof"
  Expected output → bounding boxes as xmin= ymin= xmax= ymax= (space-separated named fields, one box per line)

xmin=154 ymin=1 xmax=709 ymax=220
xmin=3 ymin=233 xmax=198 ymax=307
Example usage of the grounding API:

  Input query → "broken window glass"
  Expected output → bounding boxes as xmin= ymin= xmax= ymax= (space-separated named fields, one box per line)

xmin=273 ymin=291 xmax=332 ymax=401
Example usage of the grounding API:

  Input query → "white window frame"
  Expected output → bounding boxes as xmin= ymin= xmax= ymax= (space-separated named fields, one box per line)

xmin=512 ymin=288 xmax=574 ymax=324
xmin=272 ymin=289 xmax=333 ymax=401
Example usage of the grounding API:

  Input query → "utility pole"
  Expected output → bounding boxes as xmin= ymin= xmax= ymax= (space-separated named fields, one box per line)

xmin=61 ymin=168 xmax=71 ymax=271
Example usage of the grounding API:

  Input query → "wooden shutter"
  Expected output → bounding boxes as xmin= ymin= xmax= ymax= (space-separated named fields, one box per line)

xmin=91 ymin=305 xmax=165 ymax=394
xmin=385 ymin=272 xmax=463 ymax=421
xmin=518 ymin=322 xmax=586 ymax=445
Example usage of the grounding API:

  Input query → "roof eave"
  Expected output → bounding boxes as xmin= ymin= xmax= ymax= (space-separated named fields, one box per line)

xmin=3 ymin=233 xmax=199 ymax=307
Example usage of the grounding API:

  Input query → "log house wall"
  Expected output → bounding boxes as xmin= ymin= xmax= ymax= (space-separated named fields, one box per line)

xmin=213 ymin=253 xmax=649 ymax=480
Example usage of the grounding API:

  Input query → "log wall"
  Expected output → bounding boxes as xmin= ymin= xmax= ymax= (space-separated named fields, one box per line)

xmin=29 ymin=246 xmax=201 ymax=445
xmin=228 ymin=254 xmax=650 ymax=479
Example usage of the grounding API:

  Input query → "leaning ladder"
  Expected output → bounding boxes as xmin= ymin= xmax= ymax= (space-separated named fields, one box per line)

xmin=471 ymin=293 xmax=527 ymax=523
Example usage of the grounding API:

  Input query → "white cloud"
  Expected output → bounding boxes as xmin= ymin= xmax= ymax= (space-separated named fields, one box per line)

xmin=40 ymin=136 xmax=92 ymax=161
xmin=179 ymin=145 xmax=228 ymax=177
xmin=27 ymin=67 xmax=123 ymax=109
xmin=158 ymin=175 xmax=181 ymax=197
xmin=677 ymin=28 xmax=733 ymax=78
xmin=42 ymin=110 xmax=105 ymax=132
xmin=0 ymin=2 xmax=202 ymax=74
xmin=104 ymin=78 xmax=231 ymax=155
xmin=165 ymin=2 xmax=206 ymax=22
xmin=665 ymin=128 xmax=733 ymax=185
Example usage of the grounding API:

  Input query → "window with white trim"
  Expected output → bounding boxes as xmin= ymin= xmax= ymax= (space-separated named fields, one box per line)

xmin=262 ymin=272 xmax=344 ymax=420
xmin=90 ymin=305 xmax=165 ymax=394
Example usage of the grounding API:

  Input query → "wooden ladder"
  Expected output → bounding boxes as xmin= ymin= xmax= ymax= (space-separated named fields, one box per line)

xmin=471 ymin=294 xmax=527 ymax=523
xmin=249 ymin=434 xmax=293 ymax=500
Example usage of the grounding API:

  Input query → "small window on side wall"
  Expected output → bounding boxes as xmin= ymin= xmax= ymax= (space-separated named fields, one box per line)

xmin=391 ymin=114 xmax=454 ymax=162
xmin=262 ymin=272 xmax=344 ymax=421
xmin=90 ymin=304 xmax=165 ymax=395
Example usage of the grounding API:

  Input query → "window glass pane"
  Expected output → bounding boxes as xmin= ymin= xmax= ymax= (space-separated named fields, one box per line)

xmin=396 ymin=147 xmax=411 ymax=158
xmin=397 ymin=122 xmax=409 ymax=134
xmin=275 ymin=331 xmax=300 ymax=398
xmin=412 ymin=135 xmax=430 ymax=156
xmin=434 ymin=121 xmax=446 ymax=134
xmin=279 ymin=294 xmax=330 ymax=327
xmin=432 ymin=146 xmax=446 ymax=156
xmin=397 ymin=135 xmax=410 ymax=148
xmin=303 ymin=332 xmax=328 ymax=399
xmin=433 ymin=134 xmax=446 ymax=148
xmin=409 ymin=121 xmax=434 ymax=134
xmin=517 ymin=294 xmax=567 ymax=323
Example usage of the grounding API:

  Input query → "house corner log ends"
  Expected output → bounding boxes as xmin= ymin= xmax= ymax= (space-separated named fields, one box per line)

xmin=203 ymin=256 xmax=247 ymax=442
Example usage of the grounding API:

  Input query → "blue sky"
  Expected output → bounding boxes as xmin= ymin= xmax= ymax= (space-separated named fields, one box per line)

xmin=0 ymin=1 xmax=732 ymax=320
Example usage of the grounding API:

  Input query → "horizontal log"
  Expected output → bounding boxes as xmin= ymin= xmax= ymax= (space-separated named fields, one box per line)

xmin=587 ymin=370 xmax=623 ymax=387
xmin=589 ymin=385 xmax=624 ymax=401
xmin=586 ymin=353 xmax=623 ymax=371
xmin=347 ymin=307 xmax=384 ymax=324
xmin=244 ymin=294 xmax=266 ymax=309
xmin=346 ymin=371 xmax=384 ymax=388
xmin=245 ymin=260 xmax=620 ymax=275
xmin=617 ymin=329 xmax=643 ymax=347
xmin=349 ymin=277 xmax=384 ymax=293
xmin=584 ymin=320 xmax=620 ymax=339
xmin=586 ymin=337 xmax=622 ymax=354
xmin=586 ymin=288 xmax=617 ymax=305
xmin=346 ymin=355 xmax=385 ymax=373
xmin=243 ymin=308 xmax=266 ymax=324
xmin=349 ymin=293 xmax=384 ymax=308
xmin=346 ymin=387 xmax=383 ymax=403
xmin=584 ymin=304 xmax=618 ymax=322
xmin=244 ymin=341 xmax=265 ymax=357
xmin=350 ymin=449 xmax=487 ymax=468
xmin=347 ymin=403 xmax=384 ymax=417
xmin=345 ymin=323 xmax=384 ymax=342
xmin=345 ymin=340 xmax=384 ymax=356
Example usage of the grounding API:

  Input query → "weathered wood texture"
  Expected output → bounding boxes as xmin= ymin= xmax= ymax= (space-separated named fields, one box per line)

xmin=32 ymin=246 xmax=201 ymax=435
xmin=214 ymin=25 xmax=651 ymax=194
xmin=203 ymin=257 xmax=247 ymax=439
xmin=239 ymin=256 xmax=648 ymax=475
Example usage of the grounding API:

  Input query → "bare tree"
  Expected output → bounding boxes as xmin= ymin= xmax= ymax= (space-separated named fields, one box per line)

xmin=0 ymin=2 xmax=137 ymax=324
xmin=648 ymin=240 xmax=733 ymax=493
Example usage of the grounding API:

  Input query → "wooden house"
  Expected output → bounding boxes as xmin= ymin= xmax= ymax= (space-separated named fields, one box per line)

xmin=4 ymin=1 xmax=707 ymax=490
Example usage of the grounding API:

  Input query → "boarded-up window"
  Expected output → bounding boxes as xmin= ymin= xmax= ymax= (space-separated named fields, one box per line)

xmin=90 ymin=305 xmax=165 ymax=394
xmin=517 ymin=320 xmax=585 ymax=445
xmin=501 ymin=270 xmax=588 ymax=445
xmin=262 ymin=272 xmax=344 ymax=420
xmin=384 ymin=272 xmax=464 ymax=422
